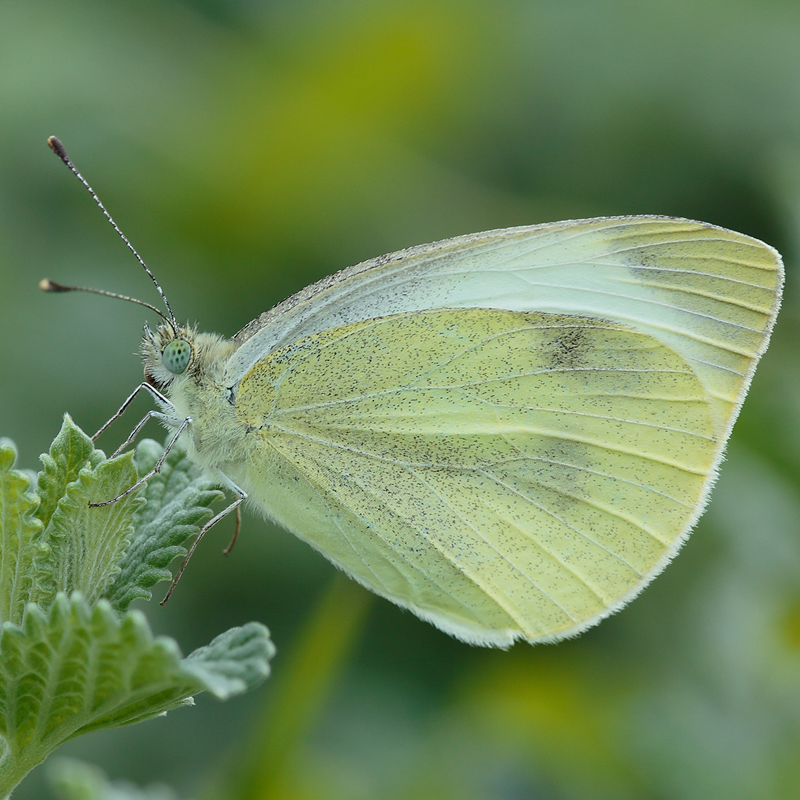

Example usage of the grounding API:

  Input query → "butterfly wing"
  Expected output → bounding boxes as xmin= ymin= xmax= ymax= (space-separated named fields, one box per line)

xmin=229 ymin=216 xmax=783 ymax=443
xmin=234 ymin=308 xmax=717 ymax=646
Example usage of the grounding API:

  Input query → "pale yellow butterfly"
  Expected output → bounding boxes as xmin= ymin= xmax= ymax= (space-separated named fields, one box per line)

xmin=46 ymin=138 xmax=783 ymax=647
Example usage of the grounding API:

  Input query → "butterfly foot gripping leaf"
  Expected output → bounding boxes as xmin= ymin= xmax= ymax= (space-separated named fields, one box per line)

xmin=45 ymin=141 xmax=783 ymax=647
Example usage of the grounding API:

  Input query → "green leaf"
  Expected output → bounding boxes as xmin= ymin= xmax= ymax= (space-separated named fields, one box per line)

xmin=0 ymin=593 xmax=274 ymax=797
xmin=35 ymin=415 xmax=104 ymax=531
xmin=105 ymin=439 xmax=222 ymax=612
xmin=33 ymin=451 xmax=144 ymax=609
xmin=0 ymin=440 xmax=46 ymax=626
xmin=183 ymin=622 xmax=277 ymax=700
xmin=0 ymin=422 xmax=275 ymax=797
xmin=48 ymin=757 xmax=189 ymax=800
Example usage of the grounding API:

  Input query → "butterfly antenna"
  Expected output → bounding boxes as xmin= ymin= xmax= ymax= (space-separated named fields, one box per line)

xmin=47 ymin=136 xmax=178 ymax=328
xmin=39 ymin=278 xmax=172 ymax=323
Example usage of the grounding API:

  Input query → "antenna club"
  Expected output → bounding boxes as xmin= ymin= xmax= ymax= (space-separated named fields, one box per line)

xmin=40 ymin=279 xmax=76 ymax=293
xmin=48 ymin=136 xmax=71 ymax=165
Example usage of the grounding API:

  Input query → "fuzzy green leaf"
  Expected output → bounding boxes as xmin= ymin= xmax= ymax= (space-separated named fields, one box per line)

xmin=48 ymin=757 xmax=189 ymax=800
xmin=0 ymin=593 xmax=274 ymax=796
xmin=0 ymin=424 xmax=275 ymax=797
xmin=0 ymin=440 xmax=46 ymax=626
xmin=36 ymin=416 xmax=104 ymax=531
xmin=33 ymin=452 xmax=144 ymax=610
xmin=183 ymin=622 xmax=277 ymax=700
xmin=105 ymin=439 xmax=222 ymax=612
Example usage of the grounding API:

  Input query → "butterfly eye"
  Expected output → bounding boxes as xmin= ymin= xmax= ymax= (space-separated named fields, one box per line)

xmin=162 ymin=339 xmax=192 ymax=374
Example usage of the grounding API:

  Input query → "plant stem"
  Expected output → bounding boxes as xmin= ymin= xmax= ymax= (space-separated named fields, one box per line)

xmin=221 ymin=572 xmax=372 ymax=800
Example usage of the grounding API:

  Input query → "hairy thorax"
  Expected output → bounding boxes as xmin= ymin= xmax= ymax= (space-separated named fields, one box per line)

xmin=160 ymin=332 xmax=253 ymax=473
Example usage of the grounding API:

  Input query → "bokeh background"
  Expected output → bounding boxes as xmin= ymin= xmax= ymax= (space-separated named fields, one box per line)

xmin=2 ymin=1 xmax=800 ymax=798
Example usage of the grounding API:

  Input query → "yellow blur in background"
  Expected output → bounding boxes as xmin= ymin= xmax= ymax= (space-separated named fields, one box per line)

xmin=2 ymin=1 xmax=800 ymax=798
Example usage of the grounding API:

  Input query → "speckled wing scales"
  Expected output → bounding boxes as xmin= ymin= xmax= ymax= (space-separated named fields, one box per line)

xmin=235 ymin=308 xmax=717 ymax=646
xmin=229 ymin=217 xmax=782 ymax=445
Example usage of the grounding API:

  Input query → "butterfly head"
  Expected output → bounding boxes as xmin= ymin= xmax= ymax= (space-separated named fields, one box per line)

xmin=142 ymin=321 xmax=198 ymax=390
xmin=141 ymin=321 xmax=237 ymax=395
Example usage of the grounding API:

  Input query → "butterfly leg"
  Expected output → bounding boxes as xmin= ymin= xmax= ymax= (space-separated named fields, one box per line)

xmin=90 ymin=416 xmax=191 ymax=507
xmin=161 ymin=470 xmax=247 ymax=604
xmin=92 ymin=382 xmax=175 ymax=440
xmin=222 ymin=505 xmax=242 ymax=556
xmin=109 ymin=410 xmax=183 ymax=458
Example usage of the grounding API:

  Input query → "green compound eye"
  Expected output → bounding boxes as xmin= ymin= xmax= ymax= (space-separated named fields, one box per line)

xmin=162 ymin=339 xmax=192 ymax=374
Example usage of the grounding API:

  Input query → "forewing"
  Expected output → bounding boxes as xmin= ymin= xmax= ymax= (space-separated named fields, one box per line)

xmin=235 ymin=309 xmax=716 ymax=646
xmin=229 ymin=216 xmax=782 ymax=438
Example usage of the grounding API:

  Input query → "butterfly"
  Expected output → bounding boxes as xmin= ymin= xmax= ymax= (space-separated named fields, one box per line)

xmin=45 ymin=137 xmax=783 ymax=647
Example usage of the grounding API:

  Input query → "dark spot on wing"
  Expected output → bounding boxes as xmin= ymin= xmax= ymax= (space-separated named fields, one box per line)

xmin=546 ymin=324 xmax=592 ymax=369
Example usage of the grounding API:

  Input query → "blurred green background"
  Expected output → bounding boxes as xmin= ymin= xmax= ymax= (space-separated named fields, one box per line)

xmin=2 ymin=1 xmax=800 ymax=798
